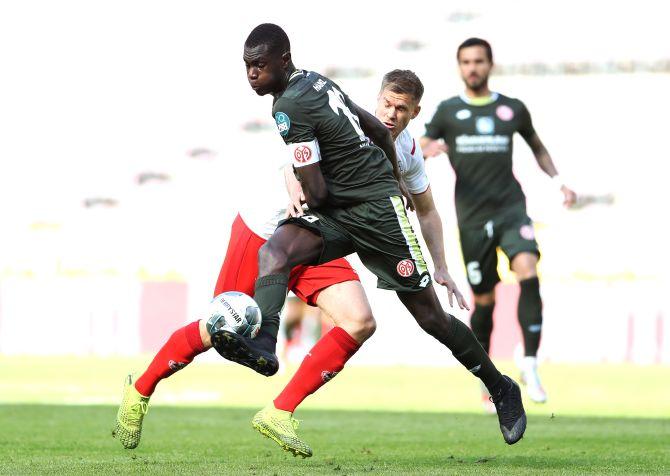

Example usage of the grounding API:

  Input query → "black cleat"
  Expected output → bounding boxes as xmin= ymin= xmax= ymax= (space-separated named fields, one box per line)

xmin=491 ymin=375 xmax=527 ymax=444
xmin=211 ymin=330 xmax=279 ymax=377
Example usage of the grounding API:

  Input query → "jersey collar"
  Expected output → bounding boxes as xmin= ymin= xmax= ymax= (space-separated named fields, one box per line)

xmin=288 ymin=69 xmax=305 ymax=83
xmin=460 ymin=92 xmax=499 ymax=106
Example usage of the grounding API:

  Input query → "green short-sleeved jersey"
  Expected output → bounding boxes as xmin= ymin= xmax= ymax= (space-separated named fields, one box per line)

xmin=424 ymin=93 xmax=536 ymax=226
xmin=272 ymin=70 xmax=400 ymax=207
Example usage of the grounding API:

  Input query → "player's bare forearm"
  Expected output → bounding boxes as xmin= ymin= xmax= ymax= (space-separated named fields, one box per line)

xmin=295 ymin=163 xmax=328 ymax=209
xmin=526 ymin=132 xmax=577 ymax=207
xmin=413 ymin=187 xmax=469 ymax=309
xmin=352 ymin=103 xmax=401 ymax=181
xmin=413 ymin=188 xmax=448 ymax=272
xmin=527 ymin=133 xmax=558 ymax=177
xmin=417 ymin=209 xmax=448 ymax=271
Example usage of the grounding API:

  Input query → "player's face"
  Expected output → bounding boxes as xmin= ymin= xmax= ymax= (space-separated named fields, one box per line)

xmin=243 ymin=44 xmax=284 ymax=96
xmin=457 ymin=46 xmax=492 ymax=91
xmin=375 ymin=88 xmax=421 ymax=140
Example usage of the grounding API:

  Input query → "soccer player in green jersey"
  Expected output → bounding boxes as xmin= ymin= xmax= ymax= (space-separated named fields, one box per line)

xmin=421 ymin=38 xmax=577 ymax=406
xmin=213 ymin=24 xmax=527 ymax=446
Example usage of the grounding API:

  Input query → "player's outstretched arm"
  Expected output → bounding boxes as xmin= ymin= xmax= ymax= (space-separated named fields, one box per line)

xmin=524 ymin=133 xmax=577 ymax=208
xmin=413 ymin=187 xmax=469 ymax=310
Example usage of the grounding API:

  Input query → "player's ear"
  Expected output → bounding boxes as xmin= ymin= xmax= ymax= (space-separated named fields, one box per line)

xmin=412 ymin=104 xmax=421 ymax=119
xmin=281 ymin=51 xmax=292 ymax=66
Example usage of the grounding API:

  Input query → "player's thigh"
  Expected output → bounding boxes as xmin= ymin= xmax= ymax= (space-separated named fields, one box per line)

xmin=213 ymin=214 xmax=266 ymax=297
xmin=275 ymin=215 xmax=354 ymax=266
xmin=499 ymin=214 xmax=540 ymax=279
xmin=459 ymin=225 xmax=499 ymax=294
xmin=339 ymin=196 xmax=432 ymax=293
xmin=316 ymin=279 xmax=375 ymax=342
xmin=288 ymin=257 xmax=360 ymax=306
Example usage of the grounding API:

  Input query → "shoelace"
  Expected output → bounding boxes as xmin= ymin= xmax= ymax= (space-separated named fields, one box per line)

xmin=127 ymin=401 xmax=149 ymax=424
xmin=290 ymin=417 xmax=300 ymax=431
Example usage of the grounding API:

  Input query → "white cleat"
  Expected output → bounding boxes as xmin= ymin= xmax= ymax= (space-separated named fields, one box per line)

xmin=519 ymin=356 xmax=548 ymax=403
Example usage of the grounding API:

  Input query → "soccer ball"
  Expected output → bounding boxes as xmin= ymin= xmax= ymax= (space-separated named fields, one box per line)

xmin=206 ymin=291 xmax=262 ymax=338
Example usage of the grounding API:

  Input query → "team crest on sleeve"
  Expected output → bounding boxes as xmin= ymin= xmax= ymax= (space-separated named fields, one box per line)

xmin=496 ymin=105 xmax=514 ymax=121
xmin=293 ymin=145 xmax=312 ymax=163
xmin=519 ymin=224 xmax=535 ymax=240
xmin=274 ymin=112 xmax=291 ymax=136
xmin=396 ymin=259 xmax=415 ymax=277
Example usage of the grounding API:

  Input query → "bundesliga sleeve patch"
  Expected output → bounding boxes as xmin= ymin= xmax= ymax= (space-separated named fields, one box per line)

xmin=274 ymin=111 xmax=291 ymax=137
xmin=289 ymin=139 xmax=321 ymax=167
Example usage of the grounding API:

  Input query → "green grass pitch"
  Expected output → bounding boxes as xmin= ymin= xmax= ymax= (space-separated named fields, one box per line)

xmin=1 ymin=357 xmax=668 ymax=475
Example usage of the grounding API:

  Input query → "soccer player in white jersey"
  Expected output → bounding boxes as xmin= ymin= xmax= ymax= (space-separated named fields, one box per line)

xmin=114 ymin=69 xmax=469 ymax=457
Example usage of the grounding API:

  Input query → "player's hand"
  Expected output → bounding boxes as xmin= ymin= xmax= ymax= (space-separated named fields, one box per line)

xmin=423 ymin=140 xmax=448 ymax=158
xmin=561 ymin=185 xmax=577 ymax=208
xmin=285 ymin=190 xmax=306 ymax=218
xmin=399 ymin=180 xmax=415 ymax=211
xmin=434 ymin=268 xmax=469 ymax=310
xmin=284 ymin=164 xmax=306 ymax=218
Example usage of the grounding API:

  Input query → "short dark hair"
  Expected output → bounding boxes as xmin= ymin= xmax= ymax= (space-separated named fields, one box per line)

xmin=381 ymin=69 xmax=424 ymax=102
xmin=457 ymin=37 xmax=493 ymax=62
xmin=245 ymin=23 xmax=290 ymax=55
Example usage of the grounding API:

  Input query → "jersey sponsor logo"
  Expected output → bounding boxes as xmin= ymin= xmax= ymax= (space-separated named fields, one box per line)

xmin=496 ymin=104 xmax=514 ymax=121
xmin=293 ymin=145 xmax=312 ymax=163
xmin=475 ymin=116 xmax=495 ymax=134
xmin=520 ymin=224 xmax=535 ymax=240
xmin=313 ymin=78 xmax=327 ymax=91
xmin=456 ymin=109 xmax=472 ymax=120
xmin=396 ymin=259 xmax=415 ymax=277
xmin=455 ymin=134 xmax=510 ymax=153
xmin=274 ymin=112 xmax=291 ymax=137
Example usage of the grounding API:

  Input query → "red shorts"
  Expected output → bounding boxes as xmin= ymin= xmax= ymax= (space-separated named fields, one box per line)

xmin=213 ymin=214 xmax=359 ymax=306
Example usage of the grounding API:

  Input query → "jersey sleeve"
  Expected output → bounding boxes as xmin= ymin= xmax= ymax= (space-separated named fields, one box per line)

xmin=273 ymin=97 xmax=322 ymax=168
xmin=401 ymin=136 xmax=430 ymax=195
xmin=423 ymin=102 xmax=447 ymax=140
xmin=516 ymin=100 xmax=536 ymax=140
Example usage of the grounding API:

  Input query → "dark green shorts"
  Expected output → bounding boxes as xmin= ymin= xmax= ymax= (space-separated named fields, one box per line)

xmin=278 ymin=196 xmax=432 ymax=293
xmin=459 ymin=206 xmax=540 ymax=294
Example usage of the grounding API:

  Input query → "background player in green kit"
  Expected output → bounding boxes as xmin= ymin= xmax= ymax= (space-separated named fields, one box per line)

xmin=421 ymin=38 xmax=578 ymax=405
xmin=213 ymin=24 xmax=527 ymax=446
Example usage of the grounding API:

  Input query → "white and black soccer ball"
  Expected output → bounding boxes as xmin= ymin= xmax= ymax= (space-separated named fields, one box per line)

xmin=206 ymin=291 xmax=262 ymax=338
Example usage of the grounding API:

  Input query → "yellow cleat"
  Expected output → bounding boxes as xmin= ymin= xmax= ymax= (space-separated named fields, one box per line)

xmin=112 ymin=374 xmax=149 ymax=449
xmin=252 ymin=404 xmax=313 ymax=458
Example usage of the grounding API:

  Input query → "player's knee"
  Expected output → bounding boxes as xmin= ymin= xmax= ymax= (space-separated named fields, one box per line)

xmin=258 ymin=241 xmax=289 ymax=274
xmin=474 ymin=291 xmax=495 ymax=307
xmin=340 ymin=310 xmax=376 ymax=343
xmin=516 ymin=268 xmax=538 ymax=281
xmin=358 ymin=314 xmax=376 ymax=341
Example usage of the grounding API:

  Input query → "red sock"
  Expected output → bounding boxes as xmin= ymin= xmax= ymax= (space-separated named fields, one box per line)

xmin=134 ymin=320 xmax=206 ymax=397
xmin=274 ymin=327 xmax=360 ymax=413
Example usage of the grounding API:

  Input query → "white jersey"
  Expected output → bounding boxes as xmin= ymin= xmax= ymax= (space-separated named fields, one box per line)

xmin=395 ymin=128 xmax=429 ymax=195
xmin=240 ymin=128 xmax=429 ymax=239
